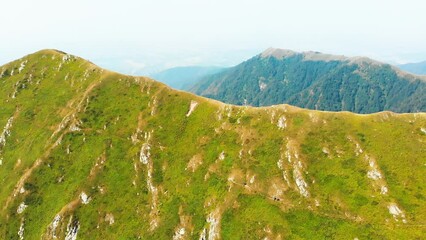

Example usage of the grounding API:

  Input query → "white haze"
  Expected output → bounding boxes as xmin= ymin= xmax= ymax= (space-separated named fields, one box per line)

xmin=1 ymin=0 xmax=426 ymax=74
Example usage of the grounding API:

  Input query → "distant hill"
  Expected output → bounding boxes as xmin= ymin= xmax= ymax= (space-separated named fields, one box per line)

xmin=150 ymin=66 xmax=225 ymax=90
xmin=190 ymin=48 xmax=426 ymax=113
xmin=398 ymin=61 xmax=426 ymax=75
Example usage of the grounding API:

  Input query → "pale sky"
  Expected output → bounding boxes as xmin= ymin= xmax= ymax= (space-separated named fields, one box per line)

xmin=2 ymin=0 xmax=426 ymax=74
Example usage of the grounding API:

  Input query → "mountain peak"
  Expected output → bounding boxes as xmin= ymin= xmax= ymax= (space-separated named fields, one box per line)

xmin=32 ymin=49 xmax=68 ymax=56
xmin=302 ymin=51 xmax=348 ymax=62
xmin=260 ymin=48 xmax=388 ymax=65
xmin=261 ymin=48 xmax=297 ymax=59
xmin=261 ymin=47 xmax=349 ymax=62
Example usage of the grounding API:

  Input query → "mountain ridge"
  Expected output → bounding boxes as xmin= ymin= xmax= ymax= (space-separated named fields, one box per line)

xmin=18 ymin=49 xmax=422 ymax=116
xmin=261 ymin=48 xmax=426 ymax=81
xmin=0 ymin=49 xmax=425 ymax=239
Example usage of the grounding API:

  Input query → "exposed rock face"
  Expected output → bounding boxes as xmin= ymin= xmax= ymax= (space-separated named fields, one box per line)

xmin=65 ymin=216 xmax=79 ymax=240
xmin=186 ymin=100 xmax=199 ymax=117
xmin=17 ymin=202 xmax=27 ymax=214
xmin=48 ymin=214 xmax=61 ymax=239
xmin=206 ymin=208 xmax=221 ymax=240
xmin=18 ymin=220 xmax=24 ymax=240
xmin=105 ymin=213 xmax=114 ymax=225
xmin=0 ymin=116 xmax=14 ymax=149
xmin=80 ymin=192 xmax=90 ymax=205
xmin=277 ymin=116 xmax=287 ymax=130
xmin=388 ymin=203 xmax=407 ymax=223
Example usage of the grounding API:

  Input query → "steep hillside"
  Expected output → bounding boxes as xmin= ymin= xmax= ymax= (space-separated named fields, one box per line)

xmin=150 ymin=66 xmax=225 ymax=90
xmin=0 ymin=50 xmax=425 ymax=239
xmin=398 ymin=61 xmax=426 ymax=75
xmin=190 ymin=48 xmax=426 ymax=113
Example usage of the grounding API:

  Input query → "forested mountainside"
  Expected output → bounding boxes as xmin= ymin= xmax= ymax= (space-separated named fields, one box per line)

xmin=0 ymin=50 xmax=425 ymax=239
xmin=190 ymin=48 xmax=426 ymax=114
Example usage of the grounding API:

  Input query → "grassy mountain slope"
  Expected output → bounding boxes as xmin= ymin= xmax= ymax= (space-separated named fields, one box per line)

xmin=398 ymin=61 xmax=426 ymax=75
xmin=190 ymin=48 xmax=426 ymax=113
xmin=150 ymin=66 xmax=225 ymax=90
xmin=0 ymin=50 xmax=425 ymax=239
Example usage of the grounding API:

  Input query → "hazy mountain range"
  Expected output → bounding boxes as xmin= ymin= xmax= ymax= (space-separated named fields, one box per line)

xmin=398 ymin=61 xmax=426 ymax=75
xmin=0 ymin=50 xmax=425 ymax=239
xmin=149 ymin=66 xmax=225 ymax=90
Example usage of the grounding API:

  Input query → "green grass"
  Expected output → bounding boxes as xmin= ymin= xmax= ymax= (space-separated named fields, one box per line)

xmin=0 ymin=50 xmax=425 ymax=239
